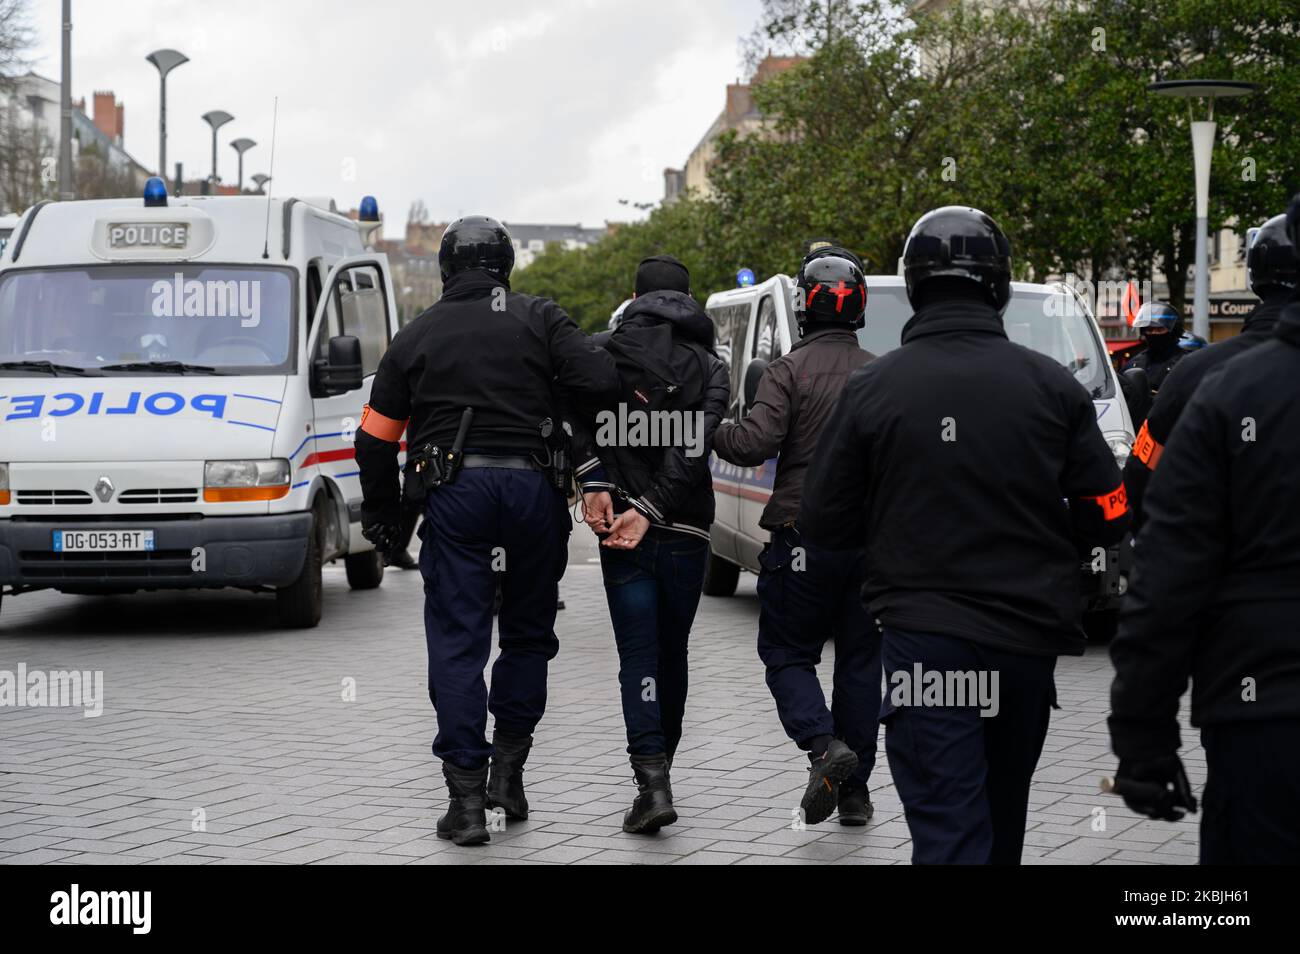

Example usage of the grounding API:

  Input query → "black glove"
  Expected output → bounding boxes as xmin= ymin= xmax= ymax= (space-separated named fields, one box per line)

xmin=1112 ymin=755 xmax=1198 ymax=821
xmin=361 ymin=518 xmax=401 ymax=555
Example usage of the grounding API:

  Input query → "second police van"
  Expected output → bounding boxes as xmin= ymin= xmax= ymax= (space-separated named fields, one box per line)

xmin=0 ymin=179 xmax=401 ymax=627
xmin=704 ymin=272 xmax=1135 ymax=639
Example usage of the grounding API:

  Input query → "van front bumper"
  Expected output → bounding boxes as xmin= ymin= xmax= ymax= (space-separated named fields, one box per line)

xmin=0 ymin=513 xmax=311 ymax=592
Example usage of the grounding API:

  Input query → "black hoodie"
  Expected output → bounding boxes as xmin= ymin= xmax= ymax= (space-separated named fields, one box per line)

xmin=572 ymin=290 xmax=731 ymax=540
xmin=1124 ymin=291 xmax=1290 ymax=529
xmin=800 ymin=299 xmax=1129 ymax=656
xmin=1110 ymin=296 xmax=1300 ymax=759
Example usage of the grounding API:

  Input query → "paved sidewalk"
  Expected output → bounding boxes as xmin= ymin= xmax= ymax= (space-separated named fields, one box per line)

xmin=0 ymin=537 xmax=1201 ymax=865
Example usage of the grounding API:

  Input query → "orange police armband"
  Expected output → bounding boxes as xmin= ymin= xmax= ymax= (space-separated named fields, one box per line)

xmin=359 ymin=404 xmax=408 ymax=442
xmin=1132 ymin=420 xmax=1164 ymax=471
xmin=1089 ymin=482 xmax=1129 ymax=521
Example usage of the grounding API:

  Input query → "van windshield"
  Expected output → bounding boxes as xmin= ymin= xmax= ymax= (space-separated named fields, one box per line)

xmin=0 ymin=264 xmax=296 ymax=374
xmin=856 ymin=284 xmax=1112 ymax=398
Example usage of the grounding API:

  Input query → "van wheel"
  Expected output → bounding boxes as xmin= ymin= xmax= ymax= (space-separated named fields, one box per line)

xmin=702 ymin=550 xmax=740 ymax=597
xmin=1084 ymin=609 xmax=1117 ymax=643
xmin=277 ymin=507 xmax=324 ymax=628
xmin=344 ymin=549 xmax=384 ymax=590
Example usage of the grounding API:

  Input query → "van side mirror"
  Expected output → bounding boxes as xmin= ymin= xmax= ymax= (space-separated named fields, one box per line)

xmin=312 ymin=334 xmax=363 ymax=397
xmin=743 ymin=358 xmax=769 ymax=410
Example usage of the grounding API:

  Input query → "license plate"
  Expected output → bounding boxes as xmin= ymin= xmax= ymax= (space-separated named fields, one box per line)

xmin=52 ymin=529 xmax=155 ymax=552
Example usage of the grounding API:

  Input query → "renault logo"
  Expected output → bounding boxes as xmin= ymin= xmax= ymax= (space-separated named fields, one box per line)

xmin=94 ymin=476 xmax=115 ymax=503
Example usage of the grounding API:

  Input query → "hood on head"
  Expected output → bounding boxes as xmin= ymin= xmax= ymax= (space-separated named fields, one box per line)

xmin=619 ymin=291 xmax=715 ymax=351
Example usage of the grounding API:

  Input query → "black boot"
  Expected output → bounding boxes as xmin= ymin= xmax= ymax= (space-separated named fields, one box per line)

xmin=487 ymin=731 xmax=532 ymax=821
xmin=385 ymin=548 xmax=418 ymax=570
xmin=837 ymin=780 xmax=874 ymax=826
xmin=800 ymin=739 xmax=859 ymax=825
xmin=623 ymin=754 xmax=677 ymax=834
xmin=437 ymin=762 xmax=490 ymax=846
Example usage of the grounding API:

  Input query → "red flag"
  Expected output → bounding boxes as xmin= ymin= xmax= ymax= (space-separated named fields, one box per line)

xmin=1122 ymin=281 xmax=1140 ymax=327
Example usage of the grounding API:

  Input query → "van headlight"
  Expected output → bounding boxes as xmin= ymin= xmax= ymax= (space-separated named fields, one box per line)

xmin=1105 ymin=434 xmax=1132 ymax=468
xmin=0 ymin=462 xmax=9 ymax=505
xmin=203 ymin=459 xmax=290 ymax=502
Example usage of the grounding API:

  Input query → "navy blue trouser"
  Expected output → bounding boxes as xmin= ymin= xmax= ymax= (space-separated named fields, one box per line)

xmin=599 ymin=529 xmax=709 ymax=758
xmin=1200 ymin=719 xmax=1300 ymax=865
xmin=419 ymin=467 xmax=569 ymax=769
xmin=756 ymin=526 xmax=881 ymax=787
xmin=881 ymin=627 xmax=1056 ymax=865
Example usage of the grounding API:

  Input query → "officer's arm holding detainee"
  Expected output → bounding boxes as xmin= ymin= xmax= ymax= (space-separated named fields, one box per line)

xmin=712 ymin=358 xmax=794 ymax=467
xmin=794 ymin=365 xmax=873 ymax=550
xmin=545 ymin=302 xmax=620 ymax=410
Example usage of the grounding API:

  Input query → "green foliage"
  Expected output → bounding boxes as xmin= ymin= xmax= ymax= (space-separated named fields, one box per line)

xmin=518 ymin=0 xmax=1300 ymax=319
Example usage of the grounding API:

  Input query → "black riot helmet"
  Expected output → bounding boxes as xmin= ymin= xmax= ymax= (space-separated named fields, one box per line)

xmin=794 ymin=246 xmax=867 ymax=336
xmin=1246 ymin=213 xmax=1298 ymax=295
xmin=902 ymin=206 xmax=1012 ymax=313
xmin=439 ymin=215 xmax=515 ymax=282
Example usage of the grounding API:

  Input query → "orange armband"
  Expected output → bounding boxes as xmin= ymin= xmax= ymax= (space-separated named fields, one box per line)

xmin=1133 ymin=420 xmax=1164 ymax=470
xmin=1089 ymin=482 xmax=1129 ymax=521
xmin=360 ymin=404 xmax=408 ymax=442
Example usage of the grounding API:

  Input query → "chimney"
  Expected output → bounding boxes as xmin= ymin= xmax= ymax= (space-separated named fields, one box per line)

xmin=92 ymin=90 xmax=124 ymax=144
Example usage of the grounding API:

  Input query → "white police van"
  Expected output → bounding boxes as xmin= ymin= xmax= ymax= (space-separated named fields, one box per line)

xmin=0 ymin=213 xmax=20 ymax=256
xmin=0 ymin=179 xmax=401 ymax=627
xmin=704 ymin=273 xmax=1135 ymax=638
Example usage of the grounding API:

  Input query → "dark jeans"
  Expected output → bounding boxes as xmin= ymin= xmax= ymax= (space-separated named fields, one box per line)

xmin=1201 ymin=719 xmax=1300 ymax=865
xmin=420 ymin=467 xmax=569 ymax=769
xmin=881 ymin=627 xmax=1056 ymax=865
xmin=599 ymin=529 xmax=708 ymax=757
xmin=757 ymin=526 xmax=881 ymax=786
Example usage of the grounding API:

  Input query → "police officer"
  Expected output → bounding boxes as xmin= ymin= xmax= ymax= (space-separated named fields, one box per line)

xmin=1123 ymin=211 xmax=1297 ymax=529
xmin=799 ymin=206 xmax=1131 ymax=864
xmin=356 ymin=215 xmax=617 ymax=847
xmin=1108 ymin=197 xmax=1300 ymax=864
xmin=1124 ymin=301 xmax=1187 ymax=394
xmin=711 ymin=246 xmax=880 ymax=826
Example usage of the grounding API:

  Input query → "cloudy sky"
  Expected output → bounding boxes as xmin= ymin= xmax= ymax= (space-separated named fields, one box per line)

xmin=27 ymin=0 xmax=763 ymax=237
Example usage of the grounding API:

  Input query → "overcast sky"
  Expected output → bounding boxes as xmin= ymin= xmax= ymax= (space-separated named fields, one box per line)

xmin=27 ymin=0 xmax=762 ymax=237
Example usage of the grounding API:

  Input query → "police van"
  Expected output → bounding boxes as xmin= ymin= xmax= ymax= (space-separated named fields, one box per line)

xmin=0 ymin=179 xmax=401 ymax=627
xmin=0 ymin=213 xmax=20 ymax=257
xmin=704 ymin=273 xmax=1135 ymax=638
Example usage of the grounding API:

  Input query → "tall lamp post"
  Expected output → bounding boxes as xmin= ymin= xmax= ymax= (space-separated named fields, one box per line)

xmin=145 ymin=49 xmax=188 ymax=192
xmin=250 ymin=173 xmax=271 ymax=195
xmin=230 ymin=138 xmax=256 ymax=193
xmin=1148 ymin=79 xmax=1257 ymax=341
xmin=201 ymin=110 xmax=234 ymax=192
xmin=57 ymin=0 xmax=73 ymax=199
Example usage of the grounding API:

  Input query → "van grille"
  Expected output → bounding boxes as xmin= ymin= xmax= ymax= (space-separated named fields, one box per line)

xmin=119 ymin=488 xmax=200 ymax=505
xmin=16 ymin=490 xmax=94 ymax=506
xmin=18 ymin=549 xmax=196 ymax=579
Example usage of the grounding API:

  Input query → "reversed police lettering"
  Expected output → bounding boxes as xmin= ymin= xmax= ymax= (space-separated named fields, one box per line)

xmin=2 ymin=392 xmax=228 ymax=421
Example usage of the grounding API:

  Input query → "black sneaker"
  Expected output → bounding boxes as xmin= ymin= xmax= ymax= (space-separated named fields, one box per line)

xmin=800 ymin=739 xmax=859 ymax=826
xmin=837 ymin=782 xmax=874 ymax=826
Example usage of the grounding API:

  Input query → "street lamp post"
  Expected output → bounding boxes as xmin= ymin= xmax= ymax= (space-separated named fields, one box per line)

xmin=201 ymin=110 xmax=234 ymax=192
xmin=145 ymin=49 xmax=188 ymax=192
xmin=230 ymin=138 xmax=256 ymax=192
xmin=57 ymin=0 xmax=73 ymax=199
xmin=1148 ymin=79 xmax=1258 ymax=341
xmin=250 ymin=173 xmax=271 ymax=195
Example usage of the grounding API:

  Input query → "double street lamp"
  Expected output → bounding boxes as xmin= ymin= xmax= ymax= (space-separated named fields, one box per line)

xmin=201 ymin=110 xmax=234 ymax=192
xmin=1148 ymin=79 xmax=1258 ymax=341
xmin=145 ymin=49 xmax=188 ymax=192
